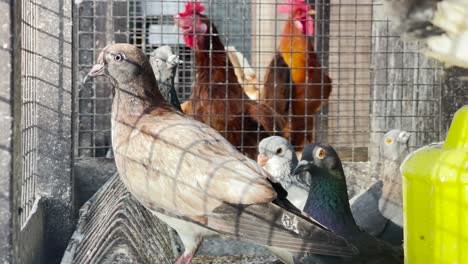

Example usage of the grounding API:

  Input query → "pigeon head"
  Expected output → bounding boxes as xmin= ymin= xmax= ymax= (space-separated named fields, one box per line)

xmin=84 ymin=44 xmax=151 ymax=84
xmin=380 ymin=129 xmax=411 ymax=161
xmin=293 ymin=143 xmax=345 ymax=181
xmin=294 ymin=143 xmax=355 ymax=235
xmin=150 ymin=46 xmax=183 ymax=82
xmin=257 ymin=136 xmax=298 ymax=187
xmin=84 ymin=44 xmax=162 ymax=104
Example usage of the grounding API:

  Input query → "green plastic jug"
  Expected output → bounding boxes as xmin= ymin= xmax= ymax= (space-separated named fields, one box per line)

xmin=401 ymin=105 xmax=468 ymax=263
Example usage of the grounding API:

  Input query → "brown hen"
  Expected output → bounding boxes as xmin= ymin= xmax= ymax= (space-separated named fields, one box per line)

xmin=176 ymin=1 xmax=285 ymax=158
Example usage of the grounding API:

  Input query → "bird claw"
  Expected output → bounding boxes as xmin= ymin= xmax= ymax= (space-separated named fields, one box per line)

xmin=174 ymin=253 xmax=194 ymax=264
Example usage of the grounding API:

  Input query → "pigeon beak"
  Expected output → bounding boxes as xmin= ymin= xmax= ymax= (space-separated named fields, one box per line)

xmin=398 ymin=131 xmax=412 ymax=144
xmin=307 ymin=9 xmax=316 ymax=15
xmin=83 ymin=63 xmax=105 ymax=83
xmin=257 ymin=154 xmax=269 ymax=167
xmin=293 ymin=160 xmax=313 ymax=175
xmin=168 ymin=54 xmax=184 ymax=65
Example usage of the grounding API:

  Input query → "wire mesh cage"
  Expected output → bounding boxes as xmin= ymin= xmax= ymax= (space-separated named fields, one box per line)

xmin=75 ymin=0 xmax=444 ymax=161
xmin=14 ymin=1 xmax=75 ymax=261
xmin=1 ymin=0 xmax=456 ymax=261
xmin=20 ymin=0 xmax=39 ymax=227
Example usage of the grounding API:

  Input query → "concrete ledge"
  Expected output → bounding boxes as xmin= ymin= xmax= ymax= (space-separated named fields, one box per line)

xmin=18 ymin=197 xmax=45 ymax=264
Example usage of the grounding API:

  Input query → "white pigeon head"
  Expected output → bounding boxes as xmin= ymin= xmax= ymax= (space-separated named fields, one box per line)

xmin=380 ymin=129 xmax=411 ymax=161
xmin=150 ymin=45 xmax=183 ymax=82
xmin=257 ymin=136 xmax=298 ymax=188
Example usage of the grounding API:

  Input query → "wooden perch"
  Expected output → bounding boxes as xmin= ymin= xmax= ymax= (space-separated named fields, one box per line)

xmin=61 ymin=174 xmax=177 ymax=264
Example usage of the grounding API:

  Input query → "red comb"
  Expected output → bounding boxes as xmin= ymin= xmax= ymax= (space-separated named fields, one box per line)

xmin=277 ymin=0 xmax=312 ymax=14
xmin=179 ymin=1 xmax=205 ymax=17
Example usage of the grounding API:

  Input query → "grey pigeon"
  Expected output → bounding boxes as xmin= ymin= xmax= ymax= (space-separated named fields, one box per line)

xmin=293 ymin=143 xmax=403 ymax=264
xmin=84 ymin=44 xmax=358 ymax=264
xmin=258 ymin=136 xmax=307 ymax=210
xmin=379 ymin=129 xmax=411 ymax=226
xmin=350 ymin=129 xmax=410 ymax=245
xmin=150 ymin=45 xmax=183 ymax=112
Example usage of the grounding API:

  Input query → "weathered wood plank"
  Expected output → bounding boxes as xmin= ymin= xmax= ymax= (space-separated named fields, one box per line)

xmin=370 ymin=0 xmax=443 ymax=161
xmin=61 ymin=175 xmax=176 ymax=264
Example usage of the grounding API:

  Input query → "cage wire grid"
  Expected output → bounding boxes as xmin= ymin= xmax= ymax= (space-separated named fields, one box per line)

xmin=20 ymin=0 xmax=39 ymax=227
xmin=75 ymin=0 xmax=443 ymax=161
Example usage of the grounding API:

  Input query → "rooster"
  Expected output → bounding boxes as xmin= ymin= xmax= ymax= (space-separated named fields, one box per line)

xmin=175 ymin=1 xmax=285 ymax=158
xmin=276 ymin=0 xmax=333 ymax=152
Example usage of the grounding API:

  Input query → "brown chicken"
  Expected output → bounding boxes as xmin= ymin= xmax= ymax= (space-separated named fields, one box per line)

xmin=275 ymin=0 xmax=333 ymax=151
xmin=175 ymin=1 xmax=285 ymax=158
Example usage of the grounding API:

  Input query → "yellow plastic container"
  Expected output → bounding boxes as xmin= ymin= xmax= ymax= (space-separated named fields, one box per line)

xmin=401 ymin=105 xmax=468 ymax=264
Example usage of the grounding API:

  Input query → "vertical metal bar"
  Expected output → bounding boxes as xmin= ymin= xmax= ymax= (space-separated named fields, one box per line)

xmin=352 ymin=0 xmax=358 ymax=160
xmin=72 ymin=0 xmax=80 ymax=160
xmin=336 ymin=0 xmax=342 ymax=148
xmin=92 ymin=0 xmax=96 ymax=157
xmin=224 ymin=1 xmax=230 ymax=147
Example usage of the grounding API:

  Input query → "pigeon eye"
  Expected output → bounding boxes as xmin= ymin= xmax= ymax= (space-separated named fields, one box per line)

xmin=114 ymin=53 xmax=124 ymax=62
xmin=276 ymin=148 xmax=283 ymax=155
xmin=316 ymin=148 xmax=326 ymax=159
xmin=385 ymin=137 xmax=393 ymax=145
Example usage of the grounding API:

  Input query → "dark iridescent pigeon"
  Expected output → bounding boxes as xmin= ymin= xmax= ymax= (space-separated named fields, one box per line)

xmin=293 ymin=143 xmax=403 ymax=263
